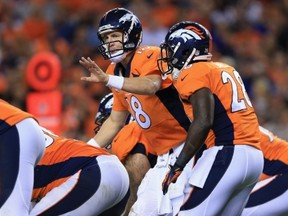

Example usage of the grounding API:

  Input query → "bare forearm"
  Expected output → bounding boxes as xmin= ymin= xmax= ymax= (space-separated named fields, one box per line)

xmin=175 ymin=88 xmax=215 ymax=167
xmin=122 ymin=76 xmax=161 ymax=95
xmin=93 ymin=118 xmax=124 ymax=148
xmin=176 ymin=121 xmax=210 ymax=167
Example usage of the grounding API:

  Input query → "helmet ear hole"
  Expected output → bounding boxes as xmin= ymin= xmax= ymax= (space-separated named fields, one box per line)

xmin=182 ymin=50 xmax=191 ymax=59
xmin=123 ymin=33 xmax=129 ymax=43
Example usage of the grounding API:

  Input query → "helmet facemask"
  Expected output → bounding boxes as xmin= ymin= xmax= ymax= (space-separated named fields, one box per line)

xmin=157 ymin=42 xmax=174 ymax=79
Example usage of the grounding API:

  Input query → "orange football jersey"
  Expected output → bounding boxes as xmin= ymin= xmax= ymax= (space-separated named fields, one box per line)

xmin=111 ymin=122 xmax=156 ymax=162
xmin=32 ymin=128 xmax=109 ymax=200
xmin=259 ymin=126 xmax=288 ymax=180
xmin=0 ymin=99 xmax=36 ymax=126
xmin=174 ymin=61 xmax=261 ymax=150
xmin=107 ymin=46 xmax=191 ymax=155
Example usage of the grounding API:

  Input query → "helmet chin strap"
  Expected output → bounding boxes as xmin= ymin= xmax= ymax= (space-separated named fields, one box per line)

xmin=110 ymin=51 xmax=128 ymax=63
xmin=172 ymin=48 xmax=196 ymax=80
xmin=194 ymin=53 xmax=212 ymax=61
xmin=172 ymin=68 xmax=181 ymax=80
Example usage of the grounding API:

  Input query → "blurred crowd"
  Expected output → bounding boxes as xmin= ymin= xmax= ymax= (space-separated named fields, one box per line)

xmin=1 ymin=0 xmax=288 ymax=140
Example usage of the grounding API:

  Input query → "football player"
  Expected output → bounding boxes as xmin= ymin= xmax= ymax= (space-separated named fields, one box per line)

xmin=0 ymin=99 xmax=45 ymax=216
xmin=242 ymin=126 xmax=288 ymax=216
xmin=30 ymin=127 xmax=129 ymax=216
xmin=91 ymin=93 xmax=157 ymax=215
xmin=80 ymin=8 xmax=192 ymax=216
xmin=158 ymin=21 xmax=264 ymax=215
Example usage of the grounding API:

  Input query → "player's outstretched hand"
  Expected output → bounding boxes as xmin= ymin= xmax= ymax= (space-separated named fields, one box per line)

xmin=79 ymin=57 xmax=108 ymax=83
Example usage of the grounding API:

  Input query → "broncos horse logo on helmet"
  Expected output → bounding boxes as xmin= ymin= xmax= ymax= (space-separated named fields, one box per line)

xmin=97 ymin=8 xmax=143 ymax=63
xmin=94 ymin=93 xmax=114 ymax=133
xmin=94 ymin=93 xmax=133 ymax=134
xmin=158 ymin=21 xmax=213 ymax=80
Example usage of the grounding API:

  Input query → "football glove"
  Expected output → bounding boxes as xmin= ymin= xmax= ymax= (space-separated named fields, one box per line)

xmin=162 ymin=163 xmax=183 ymax=195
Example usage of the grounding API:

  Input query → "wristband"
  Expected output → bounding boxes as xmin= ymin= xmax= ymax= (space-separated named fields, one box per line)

xmin=87 ymin=138 xmax=100 ymax=147
xmin=106 ymin=75 xmax=124 ymax=90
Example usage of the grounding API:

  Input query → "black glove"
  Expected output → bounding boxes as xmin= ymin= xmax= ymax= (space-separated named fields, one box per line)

xmin=162 ymin=163 xmax=184 ymax=195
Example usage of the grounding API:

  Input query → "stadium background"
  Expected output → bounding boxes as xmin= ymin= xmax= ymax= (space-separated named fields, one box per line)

xmin=1 ymin=0 xmax=288 ymax=140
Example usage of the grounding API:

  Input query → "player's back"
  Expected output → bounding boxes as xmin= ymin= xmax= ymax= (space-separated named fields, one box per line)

xmin=0 ymin=99 xmax=35 ymax=126
xmin=174 ymin=61 xmax=260 ymax=149
xmin=259 ymin=126 xmax=288 ymax=180
xmin=40 ymin=129 xmax=109 ymax=162
xmin=33 ymin=128 xmax=109 ymax=200
xmin=107 ymin=46 xmax=190 ymax=155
